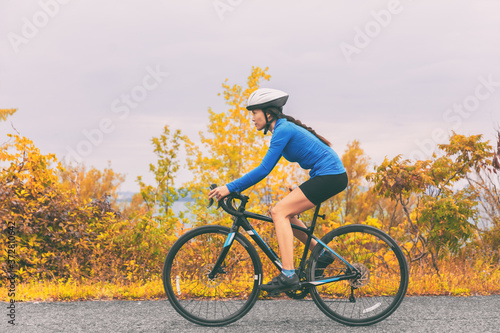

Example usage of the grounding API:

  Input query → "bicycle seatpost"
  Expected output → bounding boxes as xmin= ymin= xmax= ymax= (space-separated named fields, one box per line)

xmin=310 ymin=205 xmax=323 ymax=231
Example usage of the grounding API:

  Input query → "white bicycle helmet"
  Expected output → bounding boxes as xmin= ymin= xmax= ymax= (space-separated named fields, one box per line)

xmin=246 ymin=88 xmax=289 ymax=111
xmin=247 ymin=88 xmax=289 ymax=134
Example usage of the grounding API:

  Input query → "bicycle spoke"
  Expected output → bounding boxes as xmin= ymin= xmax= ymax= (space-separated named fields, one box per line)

xmin=163 ymin=226 xmax=261 ymax=326
xmin=309 ymin=225 xmax=408 ymax=326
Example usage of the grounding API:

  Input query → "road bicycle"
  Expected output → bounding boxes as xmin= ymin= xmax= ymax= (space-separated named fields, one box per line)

xmin=162 ymin=185 xmax=409 ymax=327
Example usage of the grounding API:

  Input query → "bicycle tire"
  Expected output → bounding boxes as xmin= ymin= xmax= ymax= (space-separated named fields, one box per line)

xmin=308 ymin=224 xmax=409 ymax=326
xmin=163 ymin=225 xmax=262 ymax=326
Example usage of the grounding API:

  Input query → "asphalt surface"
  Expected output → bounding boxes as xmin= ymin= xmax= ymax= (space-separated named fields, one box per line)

xmin=2 ymin=296 xmax=499 ymax=332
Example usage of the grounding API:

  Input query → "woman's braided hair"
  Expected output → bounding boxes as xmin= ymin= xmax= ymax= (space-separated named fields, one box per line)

xmin=264 ymin=107 xmax=332 ymax=147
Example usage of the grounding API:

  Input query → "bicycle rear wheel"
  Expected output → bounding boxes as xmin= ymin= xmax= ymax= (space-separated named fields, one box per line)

xmin=308 ymin=224 xmax=408 ymax=326
xmin=163 ymin=225 xmax=262 ymax=326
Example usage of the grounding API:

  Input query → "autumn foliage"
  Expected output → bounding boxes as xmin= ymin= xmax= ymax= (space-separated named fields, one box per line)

xmin=0 ymin=135 xmax=178 ymax=284
xmin=1 ymin=68 xmax=499 ymax=300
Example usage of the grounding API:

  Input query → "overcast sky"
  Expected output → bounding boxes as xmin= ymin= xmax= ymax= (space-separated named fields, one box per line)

xmin=1 ymin=0 xmax=499 ymax=192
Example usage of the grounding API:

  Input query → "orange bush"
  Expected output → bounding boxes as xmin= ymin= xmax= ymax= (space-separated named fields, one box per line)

xmin=0 ymin=135 xmax=175 ymax=283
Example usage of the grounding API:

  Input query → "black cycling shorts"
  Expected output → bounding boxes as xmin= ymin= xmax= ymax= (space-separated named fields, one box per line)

xmin=299 ymin=172 xmax=348 ymax=206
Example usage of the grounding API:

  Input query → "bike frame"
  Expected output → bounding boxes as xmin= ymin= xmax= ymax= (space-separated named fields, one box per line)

xmin=208 ymin=193 xmax=360 ymax=289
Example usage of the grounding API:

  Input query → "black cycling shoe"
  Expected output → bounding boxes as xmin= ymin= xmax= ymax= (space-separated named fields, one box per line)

xmin=315 ymin=250 xmax=336 ymax=278
xmin=261 ymin=273 xmax=299 ymax=294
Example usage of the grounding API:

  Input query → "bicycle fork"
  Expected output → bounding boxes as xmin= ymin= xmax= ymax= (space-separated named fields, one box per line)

xmin=207 ymin=230 xmax=236 ymax=280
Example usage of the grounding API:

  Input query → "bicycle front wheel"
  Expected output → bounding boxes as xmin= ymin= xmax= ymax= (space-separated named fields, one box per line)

xmin=162 ymin=225 xmax=262 ymax=326
xmin=308 ymin=224 xmax=408 ymax=326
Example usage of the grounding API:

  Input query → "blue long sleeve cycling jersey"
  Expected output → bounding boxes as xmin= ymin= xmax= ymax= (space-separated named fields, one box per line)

xmin=226 ymin=118 xmax=346 ymax=193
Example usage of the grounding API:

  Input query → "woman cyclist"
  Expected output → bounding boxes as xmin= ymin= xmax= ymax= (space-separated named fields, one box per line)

xmin=208 ymin=88 xmax=348 ymax=293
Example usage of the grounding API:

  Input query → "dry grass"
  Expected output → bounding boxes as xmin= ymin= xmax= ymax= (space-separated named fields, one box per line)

xmin=2 ymin=262 xmax=498 ymax=302
xmin=1 ymin=278 xmax=166 ymax=302
xmin=407 ymin=261 xmax=500 ymax=296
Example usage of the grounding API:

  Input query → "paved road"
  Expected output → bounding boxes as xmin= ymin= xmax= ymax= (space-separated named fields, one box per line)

xmin=3 ymin=296 xmax=499 ymax=332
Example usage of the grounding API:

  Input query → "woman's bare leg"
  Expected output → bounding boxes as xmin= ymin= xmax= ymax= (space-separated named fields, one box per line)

xmin=270 ymin=187 xmax=315 ymax=270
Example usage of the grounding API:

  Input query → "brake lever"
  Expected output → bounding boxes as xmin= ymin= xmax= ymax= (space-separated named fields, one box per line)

xmin=208 ymin=183 xmax=218 ymax=208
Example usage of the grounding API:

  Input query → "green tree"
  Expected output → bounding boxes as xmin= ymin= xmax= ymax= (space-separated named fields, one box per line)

xmin=368 ymin=133 xmax=492 ymax=274
xmin=137 ymin=125 xmax=188 ymax=229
